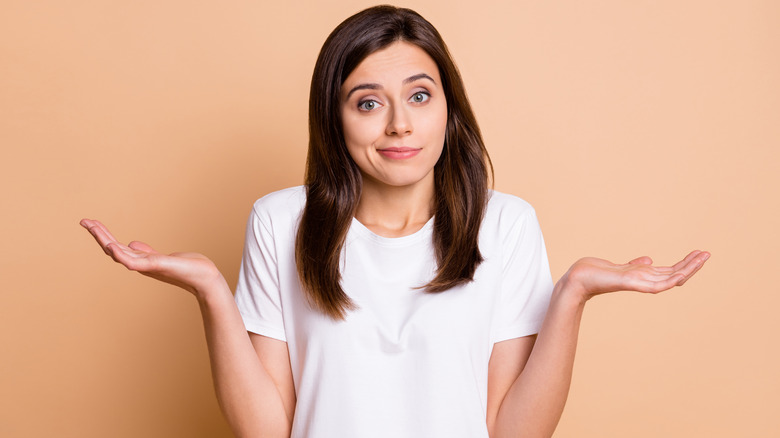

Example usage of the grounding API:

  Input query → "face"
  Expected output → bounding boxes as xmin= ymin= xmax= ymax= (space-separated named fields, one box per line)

xmin=340 ymin=41 xmax=447 ymax=191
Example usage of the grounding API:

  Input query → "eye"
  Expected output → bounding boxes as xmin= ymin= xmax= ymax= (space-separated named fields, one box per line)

xmin=410 ymin=92 xmax=430 ymax=103
xmin=357 ymin=99 xmax=381 ymax=111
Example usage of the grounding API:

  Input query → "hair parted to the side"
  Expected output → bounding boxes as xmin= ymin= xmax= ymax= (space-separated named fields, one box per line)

xmin=296 ymin=5 xmax=493 ymax=320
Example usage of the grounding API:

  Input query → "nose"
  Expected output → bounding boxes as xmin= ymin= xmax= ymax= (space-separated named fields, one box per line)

xmin=386 ymin=104 xmax=413 ymax=136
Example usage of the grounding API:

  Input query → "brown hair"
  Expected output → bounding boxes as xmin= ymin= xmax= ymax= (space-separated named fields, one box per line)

xmin=296 ymin=5 xmax=493 ymax=319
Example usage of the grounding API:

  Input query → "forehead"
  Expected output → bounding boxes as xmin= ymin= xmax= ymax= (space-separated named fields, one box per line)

xmin=343 ymin=41 xmax=441 ymax=88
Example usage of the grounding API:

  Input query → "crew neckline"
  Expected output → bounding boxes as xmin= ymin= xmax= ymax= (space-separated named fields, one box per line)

xmin=349 ymin=216 xmax=435 ymax=247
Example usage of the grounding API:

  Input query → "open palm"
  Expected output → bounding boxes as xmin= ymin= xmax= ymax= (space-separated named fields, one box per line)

xmin=80 ymin=219 xmax=224 ymax=296
xmin=563 ymin=250 xmax=710 ymax=300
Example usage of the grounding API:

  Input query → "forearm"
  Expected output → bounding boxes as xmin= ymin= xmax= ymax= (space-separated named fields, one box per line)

xmin=493 ymin=279 xmax=585 ymax=438
xmin=492 ymin=251 xmax=709 ymax=437
xmin=197 ymin=279 xmax=291 ymax=438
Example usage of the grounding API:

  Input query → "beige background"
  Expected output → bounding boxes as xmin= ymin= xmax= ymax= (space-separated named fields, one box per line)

xmin=2 ymin=0 xmax=778 ymax=436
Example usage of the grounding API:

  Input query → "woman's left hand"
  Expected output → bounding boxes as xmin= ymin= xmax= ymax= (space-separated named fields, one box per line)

xmin=559 ymin=250 xmax=710 ymax=302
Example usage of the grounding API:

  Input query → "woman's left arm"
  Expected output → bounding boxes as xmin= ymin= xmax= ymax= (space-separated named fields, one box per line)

xmin=488 ymin=250 xmax=710 ymax=438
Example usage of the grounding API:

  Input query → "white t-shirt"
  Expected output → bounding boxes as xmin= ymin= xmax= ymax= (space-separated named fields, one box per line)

xmin=235 ymin=186 xmax=553 ymax=438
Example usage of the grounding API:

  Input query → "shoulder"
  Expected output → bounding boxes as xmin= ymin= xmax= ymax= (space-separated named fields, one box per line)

xmin=253 ymin=186 xmax=306 ymax=213
xmin=484 ymin=190 xmax=538 ymax=225
xmin=480 ymin=190 xmax=544 ymax=247
xmin=247 ymin=186 xmax=306 ymax=234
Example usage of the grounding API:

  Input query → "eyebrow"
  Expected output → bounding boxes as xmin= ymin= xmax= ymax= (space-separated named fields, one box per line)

xmin=344 ymin=73 xmax=436 ymax=100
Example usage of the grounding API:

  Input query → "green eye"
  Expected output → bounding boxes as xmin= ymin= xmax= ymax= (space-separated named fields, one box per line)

xmin=358 ymin=100 xmax=378 ymax=111
xmin=411 ymin=92 xmax=429 ymax=103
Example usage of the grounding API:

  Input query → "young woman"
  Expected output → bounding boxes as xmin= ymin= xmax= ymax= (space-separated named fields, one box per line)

xmin=81 ymin=6 xmax=709 ymax=438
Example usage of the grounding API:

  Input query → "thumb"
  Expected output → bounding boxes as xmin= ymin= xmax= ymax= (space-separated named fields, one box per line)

xmin=129 ymin=241 xmax=159 ymax=254
xmin=628 ymin=256 xmax=653 ymax=265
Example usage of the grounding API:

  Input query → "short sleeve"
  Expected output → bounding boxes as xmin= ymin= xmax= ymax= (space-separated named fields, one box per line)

xmin=234 ymin=205 xmax=287 ymax=342
xmin=492 ymin=207 xmax=553 ymax=343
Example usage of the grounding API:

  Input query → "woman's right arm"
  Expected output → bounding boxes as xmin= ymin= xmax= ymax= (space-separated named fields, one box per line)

xmin=80 ymin=219 xmax=294 ymax=437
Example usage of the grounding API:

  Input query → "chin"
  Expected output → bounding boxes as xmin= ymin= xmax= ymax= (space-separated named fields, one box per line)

xmin=368 ymin=171 xmax=435 ymax=189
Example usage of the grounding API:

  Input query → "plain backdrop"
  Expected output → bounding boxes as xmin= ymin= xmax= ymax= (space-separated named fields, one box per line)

xmin=1 ymin=0 xmax=778 ymax=436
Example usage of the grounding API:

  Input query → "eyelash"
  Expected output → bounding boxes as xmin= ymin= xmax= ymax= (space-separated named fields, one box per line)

xmin=410 ymin=91 xmax=430 ymax=104
xmin=357 ymin=91 xmax=431 ymax=111
xmin=357 ymin=99 xmax=380 ymax=111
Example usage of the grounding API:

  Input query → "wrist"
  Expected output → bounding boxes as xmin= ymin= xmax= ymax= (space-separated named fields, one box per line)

xmin=552 ymin=271 xmax=589 ymax=308
xmin=194 ymin=274 xmax=232 ymax=306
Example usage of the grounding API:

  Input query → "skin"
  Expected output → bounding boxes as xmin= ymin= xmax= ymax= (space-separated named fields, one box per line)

xmin=80 ymin=219 xmax=295 ymax=438
xmin=340 ymin=42 xmax=447 ymax=237
xmin=488 ymin=252 xmax=708 ymax=437
xmin=80 ymin=41 xmax=710 ymax=437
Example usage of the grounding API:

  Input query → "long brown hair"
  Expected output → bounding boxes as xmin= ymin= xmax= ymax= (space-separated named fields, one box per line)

xmin=296 ymin=5 xmax=493 ymax=320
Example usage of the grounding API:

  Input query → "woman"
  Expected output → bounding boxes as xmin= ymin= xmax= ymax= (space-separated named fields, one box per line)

xmin=81 ymin=5 xmax=709 ymax=438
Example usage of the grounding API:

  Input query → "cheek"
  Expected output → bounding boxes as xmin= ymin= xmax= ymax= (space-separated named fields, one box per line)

xmin=341 ymin=115 xmax=360 ymax=155
xmin=342 ymin=113 xmax=378 ymax=148
xmin=430 ymin=104 xmax=448 ymax=146
xmin=341 ymin=116 xmax=374 ymax=166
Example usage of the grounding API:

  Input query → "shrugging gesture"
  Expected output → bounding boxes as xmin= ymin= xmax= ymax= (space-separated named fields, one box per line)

xmin=491 ymin=250 xmax=710 ymax=438
xmin=80 ymin=218 xmax=225 ymax=297
xmin=562 ymin=250 xmax=710 ymax=301
xmin=79 ymin=218 xmax=296 ymax=437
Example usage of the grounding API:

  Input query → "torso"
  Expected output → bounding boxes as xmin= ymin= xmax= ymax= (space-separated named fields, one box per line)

xmin=235 ymin=186 xmax=553 ymax=438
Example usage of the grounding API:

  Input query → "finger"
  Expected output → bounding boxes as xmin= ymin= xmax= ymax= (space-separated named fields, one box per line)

xmin=667 ymin=274 xmax=688 ymax=291
xmin=666 ymin=258 xmax=705 ymax=288
xmin=649 ymin=264 xmax=686 ymax=275
xmin=623 ymin=267 xmax=682 ymax=284
xmin=671 ymin=250 xmax=702 ymax=271
xmin=128 ymin=241 xmax=159 ymax=254
xmin=644 ymin=272 xmax=681 ymax=282
xmin=628 ymin=274 xmax=686 ymax=294
xmin=653 ymin=250 xmax=703 ymax=274
xmin=80 ymin=219 xmax=120 ymax=243
xmin=105 ymin=242 xmax=125 ymax=265
xmin=82 ymin=220 xmax=122 ymax=255
xmin=649 ymin=250 xmax=702 ymax=274
xmin=628 ymin=256 xmax=653 ymax=265
xmin=106 ymin=243 xmax=159 ymax=271
xmin=671 ymin=251 xmax=708 ymax=277
xmin=652 ymin=266 xmax=675 ymax=274
xmin=677 ymin=252 xmax=710 ymax=285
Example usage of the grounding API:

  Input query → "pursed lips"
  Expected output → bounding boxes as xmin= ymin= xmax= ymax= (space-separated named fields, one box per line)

xmin=376 ymin=147 xmax=422 ymax=159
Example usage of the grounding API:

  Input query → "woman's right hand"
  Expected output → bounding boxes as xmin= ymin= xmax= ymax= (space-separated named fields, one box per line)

xmin=80 ymin=218 xmax=226 ymax=298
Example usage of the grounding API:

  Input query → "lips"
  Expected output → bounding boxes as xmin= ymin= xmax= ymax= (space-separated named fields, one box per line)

xmin=377 ymin=147 xmax=422 ymax=159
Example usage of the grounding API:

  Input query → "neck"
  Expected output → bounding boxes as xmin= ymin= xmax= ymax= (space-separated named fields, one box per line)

xmin=355 ymin=173 xmax=435 ymax=238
